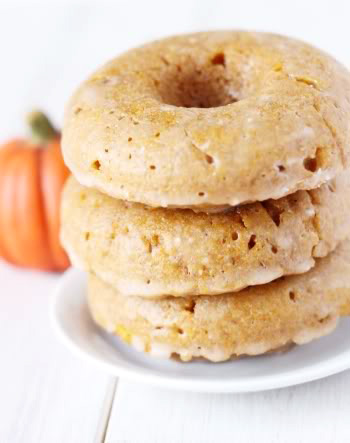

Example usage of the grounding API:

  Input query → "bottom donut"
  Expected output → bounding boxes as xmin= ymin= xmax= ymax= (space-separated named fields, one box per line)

xmin=87 ymin=241 xmax=350 ymax=362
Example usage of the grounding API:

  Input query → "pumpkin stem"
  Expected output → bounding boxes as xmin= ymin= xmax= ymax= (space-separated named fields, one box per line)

xmin=27 ymin=111 xmax=58 ymax=144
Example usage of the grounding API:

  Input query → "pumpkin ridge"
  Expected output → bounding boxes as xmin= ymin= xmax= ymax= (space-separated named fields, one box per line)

xmin=1 ymin=151 xmax=28 ymax=265
xmin=15 ymin=148 xmax=52 ymax=269
xmin=36 ymin=147 xmax=56 ymax=269
xmin=0 ymin=145 xmax=19 ymax=263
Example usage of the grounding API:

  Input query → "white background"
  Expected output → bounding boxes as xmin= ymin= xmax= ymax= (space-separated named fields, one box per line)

xmin=1 ymin=1 xmax=350 ymax=442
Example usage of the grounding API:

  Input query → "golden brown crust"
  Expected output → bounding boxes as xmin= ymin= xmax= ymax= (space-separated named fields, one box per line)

xmin=63 ymin=31 xmax=350 ymax=209
xmin=61 ymin=174 xmax=350 ymax=297
xmin=87 ymin=240 xmax=350 ymax=362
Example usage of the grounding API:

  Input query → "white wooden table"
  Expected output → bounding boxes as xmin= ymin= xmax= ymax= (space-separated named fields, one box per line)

xmin=2 ymin=2 xmax=350 ymax=442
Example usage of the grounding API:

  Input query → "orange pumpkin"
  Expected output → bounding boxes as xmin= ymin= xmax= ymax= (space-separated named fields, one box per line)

xmin=0 ymin=111 xmax=70 ymax=271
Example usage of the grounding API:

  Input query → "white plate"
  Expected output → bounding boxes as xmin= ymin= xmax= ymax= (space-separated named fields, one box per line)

xmin=51 ymin=268 xmax=350 ymax=393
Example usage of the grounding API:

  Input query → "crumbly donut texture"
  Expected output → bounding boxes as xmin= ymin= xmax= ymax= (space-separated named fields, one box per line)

xmin=63 ymin=31 xmax=350 ymax=209
xmin=61 ymin=174 xmax=350 ymax=297
xmin=87 ymin=240 xmax=350 ymax=362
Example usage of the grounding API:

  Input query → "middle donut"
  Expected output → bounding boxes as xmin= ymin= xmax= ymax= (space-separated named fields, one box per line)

xmin=61 ymin=173 xmax=350 ymax=297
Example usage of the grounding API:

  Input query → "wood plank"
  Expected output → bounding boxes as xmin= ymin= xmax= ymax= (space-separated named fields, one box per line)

xmin=0 ymin=262 xmax=112 ymax=443
xmin=106 ymin=373 xmax=350 ymax=443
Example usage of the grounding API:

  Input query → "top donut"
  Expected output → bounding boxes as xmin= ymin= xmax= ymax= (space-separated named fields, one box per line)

xmin=62 ymin=31 xmax=350 ymax=209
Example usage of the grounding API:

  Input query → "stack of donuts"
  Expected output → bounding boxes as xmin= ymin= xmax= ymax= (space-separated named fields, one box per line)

xmin=61 ymin=32 xmax=350 ymax=362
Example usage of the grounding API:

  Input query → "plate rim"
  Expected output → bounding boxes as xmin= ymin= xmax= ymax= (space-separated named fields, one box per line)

xmin=51 ymin=268 xmax=350 ymax=393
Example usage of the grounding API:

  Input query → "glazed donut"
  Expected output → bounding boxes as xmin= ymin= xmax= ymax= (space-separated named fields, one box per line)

xmin=61 ymin=173 xmax=350 ymax=297
xmin=62 ymin=31 xmax=350 ymax=210
xmin=87 ymin=240 xmax=350 ymax=362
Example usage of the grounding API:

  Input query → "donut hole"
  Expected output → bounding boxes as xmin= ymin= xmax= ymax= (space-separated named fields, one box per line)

xmin=248 ymin=234 xmax=256 ymax=250
xmin=289 ymin=291 xmax=296 ymax=302
xmin=261 ymin=201 xmax=283 ymax=227
xmin=328 ymin=182 xmax=336 ymax=193
xmin=318 ymin=314 xmax=331 ymax=324
xmin=155 ymin=56 xmax=240 ymax=108
xmin=91 ymin=160 xmax=101 ymax=171
xmin=211 ymin=52 xmax=226 ymax=66
xmin=303 ymin=148 xmax=323 ymax=173
xmin=205 ymin=154 xmax=214 ymax=164
xmin=303 ymin=157 xmax=318 ymax=172
xmin=184 ymin=300 xmax=196 ymax=314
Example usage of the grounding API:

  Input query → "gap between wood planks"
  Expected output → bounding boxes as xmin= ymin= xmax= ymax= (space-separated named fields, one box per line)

xmin=94 ymin=378 xmax=119 ymax=443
